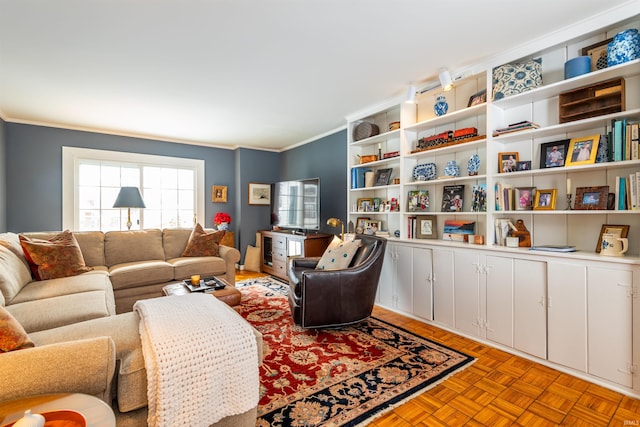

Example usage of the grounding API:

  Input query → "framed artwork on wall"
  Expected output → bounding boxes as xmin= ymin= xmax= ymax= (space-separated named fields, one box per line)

xmin=212 ymin=185 xmax=227 ymax=203
xmin=248 ymin=183 xmax=271 ymax=205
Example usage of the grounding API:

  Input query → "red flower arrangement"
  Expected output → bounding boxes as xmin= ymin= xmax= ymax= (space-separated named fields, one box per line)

xmin=214 ymin=212 xmax=231 ymax=226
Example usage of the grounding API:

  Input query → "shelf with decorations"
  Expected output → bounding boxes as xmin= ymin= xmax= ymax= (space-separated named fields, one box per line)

xmin=486 ymin=18 xmax=640 ymax=256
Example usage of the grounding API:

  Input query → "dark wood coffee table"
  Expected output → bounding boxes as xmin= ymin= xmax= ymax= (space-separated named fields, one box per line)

xmin=162 ymin=276 xmax=242 ymax=307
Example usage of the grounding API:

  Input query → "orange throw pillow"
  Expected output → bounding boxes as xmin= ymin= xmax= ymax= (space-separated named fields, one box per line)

xmin=182 ymin=223 xmax=225 ymax=257
xmin=0 ymin=305 xmax=34 ymax=352
xmin=19 ymin=230 xmax=93 ymax=280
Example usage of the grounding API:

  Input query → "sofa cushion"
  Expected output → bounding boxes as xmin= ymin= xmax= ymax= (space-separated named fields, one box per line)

xmin=9 ymin=272 xmax=112 ymax=306
xmin=104 ymin=229 xmax=165 ymax=267
xmin=168 ymin=256 xmax=227 ymax=280
xmin=182 ymin=224 xmax=225 ymax=257
xmin=0 ymin=232 xmax=30 ymax=270
xmin=0 ymin=245 xmax=34 ymax=305
xmin=162 ymin=228 xmax=192 ymax=260
xmin=0 ymin=305 xmax=35 ymax=352
xmin=315 ymin=239 xmax=361 ymax=271
xmin=108 ymin=261 xmax=174 ymax=291
xmin=6 ymin=290 xmax=115 ymax=333
xmin=19 ymin=231 xmax=93 ymax=280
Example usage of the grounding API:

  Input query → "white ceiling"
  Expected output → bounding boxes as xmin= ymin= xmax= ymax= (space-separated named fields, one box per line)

xmin=0 ymin=1 xmax=635 ymax=151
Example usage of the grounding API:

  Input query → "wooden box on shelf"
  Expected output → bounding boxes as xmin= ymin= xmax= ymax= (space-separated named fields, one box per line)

xmin=559 ymin=77 xmax=625 ymax=123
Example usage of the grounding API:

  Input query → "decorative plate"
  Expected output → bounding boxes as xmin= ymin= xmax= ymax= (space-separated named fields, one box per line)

xmin=434 ymin=95 xmax=449 ymax=117
xmin=413 ymin=163 xmax=436 ymax=181
xmin=467 ymin=153 xmax=480 ymax=175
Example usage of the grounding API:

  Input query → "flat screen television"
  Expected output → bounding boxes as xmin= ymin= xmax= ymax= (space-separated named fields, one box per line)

xmin=270 ymin=178 xmax=320 ymax=232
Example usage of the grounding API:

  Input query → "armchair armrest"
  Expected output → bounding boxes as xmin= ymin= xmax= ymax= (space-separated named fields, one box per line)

xmin=218 ymin=245 xmax=241 ymax=284
xmin=0 ymin=337 xmax=116 ymax=403
xmin=291 ymin=257 xmax=321 ymax=270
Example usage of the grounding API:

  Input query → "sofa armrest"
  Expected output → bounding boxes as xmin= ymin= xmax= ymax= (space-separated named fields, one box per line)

xmin=0 ymin=337 xmax=116 ymax=404
xmin=218 ymin=245 xmax=240 ymax=284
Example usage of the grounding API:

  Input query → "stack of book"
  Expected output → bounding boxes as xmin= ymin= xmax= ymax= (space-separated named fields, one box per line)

xmin=615 ymin=172 xmax=640 ymax=210
xmin=494 ymin=182 xmax=515 ymax=211
xmin=492 ymin=121 xmax=540 ymax=137
xmin=610 ymin=119 xmax=639 ymax=162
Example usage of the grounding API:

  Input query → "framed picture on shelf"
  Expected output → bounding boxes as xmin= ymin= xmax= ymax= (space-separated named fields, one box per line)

xmin=212 ymin=185 xmax=227 ymax=203
xmin=248 ymin=183 xmax=271 ymax=205
xmin=357 ymin=198 xmax=373 ymax=212
xmin=355 ymin=217 xmax=370 ymax=233
xmin=441 ymin=185 xmax=465 ymax=212
xmin=575 ymin=186 xmax=609 ymax=210
xmin=467 ymin=89 xmax=487 ymax=107
xmin=372 ymin=197 xmax=382 ymax=212
xmin=363 ymin=220 xmax=382 ymax=234
xmin=407 ymin=190 xmax=429 ymax=212
xmin=566 ymin=134 xmax=600 ymax=166
xmin=415 ymin=215 xmax=437 ymax=239
xmin=540 ymin=139 xmax=570 ymax=168
xmin=471 ymin=184 xmax=487 ymax=212
xmin=374 ymin=168 xmax=393 ymax=186
xmin=533 ymin=189 xmax=557 ymax=210
xmin=516 ymin=161 xmax=531 ymax=171
xmin=515 ymin=187 xmax=536 ymax=210
xmin=498 ymin=152 xmax=519 ymax=173
xmin=595 ymin=224 xmax=630 ymax=253
xmin=581 ymin=38 xmax=613 ymax=71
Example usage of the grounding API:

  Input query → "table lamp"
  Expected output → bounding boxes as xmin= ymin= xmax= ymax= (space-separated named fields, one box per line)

xmin=326 ymin=217 xmax=344 ymax=241
xmin=113 ymin=187 xmax=146 ymax=230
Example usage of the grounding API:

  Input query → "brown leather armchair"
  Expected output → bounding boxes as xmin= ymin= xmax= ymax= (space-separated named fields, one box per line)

xmin=288 ymin=234 xmax=387 ymax=329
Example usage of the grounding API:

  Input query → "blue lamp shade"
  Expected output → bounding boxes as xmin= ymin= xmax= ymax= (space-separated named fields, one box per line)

xmin=113 ymin=187 xmax=146 ymax=208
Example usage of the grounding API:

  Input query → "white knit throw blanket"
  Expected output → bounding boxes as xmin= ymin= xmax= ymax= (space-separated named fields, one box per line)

xmin=134 ymin=293 xmax=259 ymax=427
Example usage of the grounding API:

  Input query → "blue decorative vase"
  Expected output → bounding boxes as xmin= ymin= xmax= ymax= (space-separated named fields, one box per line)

xmin=608 ymin=29 xmax=640 ymax=67
xmin=467 ymin=154 xmax=480 ymax=176
xmin=444 ymin=160 xmax=460 ymax=177
xmin=434 ymin=95 xmax=449 ymax=116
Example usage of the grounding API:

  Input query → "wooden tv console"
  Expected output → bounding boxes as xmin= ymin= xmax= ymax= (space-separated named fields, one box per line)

xmin=259 ymin=230 xmax=332 ymax=281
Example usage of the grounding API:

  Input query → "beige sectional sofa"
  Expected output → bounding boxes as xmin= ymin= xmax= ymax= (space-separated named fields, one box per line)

xmin=0 ymin=228 xmax=262 ymax=427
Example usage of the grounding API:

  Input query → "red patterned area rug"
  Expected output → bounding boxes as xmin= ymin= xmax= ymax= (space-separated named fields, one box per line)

xmin=236 ymin=277 xmax=475 ymax=427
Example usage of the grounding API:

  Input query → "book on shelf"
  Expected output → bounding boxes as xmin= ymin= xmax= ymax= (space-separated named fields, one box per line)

xmin=351 ymin=167 xmax=372 ymax=189
xmin=494 ymin=182 xmax=513 ymax=211
xmin=610 ymin=119 xmax=640 ymax=162
xmin=530 ymin=245 xmax=576 ymax=253
xmin=494 ymin=218 xmax=515 ymax=246
xmin=441 ymin=185 xmax=465 ymax=212
xmin=492 ymin=121 xmax=540 ymax=137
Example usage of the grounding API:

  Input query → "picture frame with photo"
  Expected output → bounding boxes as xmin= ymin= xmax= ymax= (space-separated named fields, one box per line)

xmin=540 ymin=140 xmax=570 ymax=168
xmin=471 ymin=184 xmax=487 ymax=212
xmin=363 ymin=220 xmax=382 ymax=234
xmin=498 ymin=152 xmax=519 ymax=173
xmin=407 ymin=189 xmax=429 ymax=212
xmin=566 ymin=134 xmax=600 ymax=166
xmin=467 ymin=89 xmax=487 ymax=107
xmin=357 ymin=198 xmax=373 ymax=212
xmin=415 ymin=215 xmax=437 ymax=239
xmin=355 ymin=217 xmax=370 ymax=234
xmin=515 ymin=187 xmax=536 ymax=210
xmin=516 ymin=161 xmax=531 ymax=171
xmin=212 ymin=185 xmax=227 ymax=203
xmin=533 ymin=189 xmax=557 ymax=210
xmin=595 ymin=224 xmax=629 ymax=253
xmin=441 ymin=184 xmax=465 ymax=212
xmin=374 ymin=168 xmax=393 ymax=186
xmin=574 ymin=186 xmax=609 ymax=210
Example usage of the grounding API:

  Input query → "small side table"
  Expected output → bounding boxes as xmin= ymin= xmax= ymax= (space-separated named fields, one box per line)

xmin=0 ymin=393 xmax=115 ymax=426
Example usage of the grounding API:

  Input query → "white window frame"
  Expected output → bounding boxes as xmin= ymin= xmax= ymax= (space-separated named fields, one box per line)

xmin=62 ymin=146 xmax=205 ymax=231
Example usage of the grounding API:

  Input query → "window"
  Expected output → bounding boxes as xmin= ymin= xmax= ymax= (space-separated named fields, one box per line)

xmin=63 ymin=147 xmax=205 ymax=231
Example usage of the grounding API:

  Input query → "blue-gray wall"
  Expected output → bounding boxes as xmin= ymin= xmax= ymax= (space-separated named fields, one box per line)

xmin=279 ymin=129 xmax=347 ymax=236
xmin=2 ymin=122 xmax=348 ymax=263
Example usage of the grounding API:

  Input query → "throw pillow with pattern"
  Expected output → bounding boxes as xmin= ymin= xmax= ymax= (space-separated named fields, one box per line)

xmin=315 ymin=239 xmax=361 ymax=271
xmin=0 ymin=305 xmax=34 ymax=352
xmin=19 ymin=230 xmax=92 ymax=280
xmin=182 ymin=223 xmax=225 ymax=257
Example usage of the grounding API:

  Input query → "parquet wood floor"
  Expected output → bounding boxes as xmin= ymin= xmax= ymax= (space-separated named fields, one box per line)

xmin=235 ymin=271 xmax=640 ymax=426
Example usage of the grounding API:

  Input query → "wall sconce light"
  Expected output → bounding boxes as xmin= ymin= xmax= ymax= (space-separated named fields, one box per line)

xmin=113 ymin=187 xmax=146 ymax=230
xmin=327 ymin=218 xmax=344 ymax=241
xmin=439 ymin=68 xmax=454 ymax=91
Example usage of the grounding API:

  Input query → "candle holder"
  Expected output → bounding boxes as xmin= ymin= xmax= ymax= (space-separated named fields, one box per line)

xmin=566 ymin=193 xmax=573 ymax=210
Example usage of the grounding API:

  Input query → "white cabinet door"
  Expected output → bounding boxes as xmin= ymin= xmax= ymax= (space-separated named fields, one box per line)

xmin=588 ymin=266 xmax=633 ymax=387
xmin=395 ymin=245 xmax=413 ymax=313
xmin=377 ymin=243 xmax=395 ymax=307
xmin=454 ymin=250 xmax=482 ymax=337
xmin=547 ymin=261 xmax=587 ymax=372
xmin=485 ymin=255 xmax=514 ymax=347
xmin=514 ymin=259 xmax=547 ymax=359
xmin=413 ymin=247 xmax=433 ymax=320
xmin=433 ymin=249 xmax=454 ymax=328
